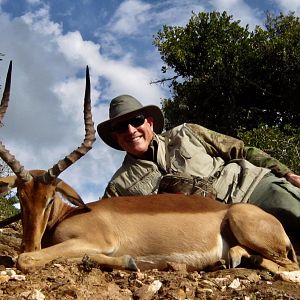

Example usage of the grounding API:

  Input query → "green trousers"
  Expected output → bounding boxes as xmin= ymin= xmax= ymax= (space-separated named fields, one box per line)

xmin=249 ymin=173 xmax=300 ymax=241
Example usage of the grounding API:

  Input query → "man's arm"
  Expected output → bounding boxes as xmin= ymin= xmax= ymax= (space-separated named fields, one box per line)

xmin=244 ymin=146 xmax=291 ymax=177
xmin=244 ymin=146 xmax=300 ymax=187
xmin=186 ymin=124 xmax=246 ymax=160
xmin=187 ymin=124 xmax=300 ymax=187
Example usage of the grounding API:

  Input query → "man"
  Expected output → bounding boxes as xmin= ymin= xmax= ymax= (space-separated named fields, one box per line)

xmin=97 ymin=94 xmax=300 ymax=239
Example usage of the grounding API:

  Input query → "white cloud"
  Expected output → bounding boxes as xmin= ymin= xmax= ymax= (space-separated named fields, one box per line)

xmin=21 ymin=6 xmax=62 ymax=36
xmin=109 ymin=0 xmax=152 ymax=35
xmin=274 ymin=0 xmax=300 ymax=15
xmin=56 ymin=31 xmax=102 ymax=67
xmin=209 ymin=0 xmax=263 ymax=29
xmin=26 ymin=0 xmax=41 ymax=5
xmin=151 ymin=0 xmax=206 ymax=28
xmin=108 ymin=0 xmax=205 ymax=37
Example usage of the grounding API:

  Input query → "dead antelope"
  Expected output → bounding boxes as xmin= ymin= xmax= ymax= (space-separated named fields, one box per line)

xmin=0 ymin=63 xmax=299 ymax=275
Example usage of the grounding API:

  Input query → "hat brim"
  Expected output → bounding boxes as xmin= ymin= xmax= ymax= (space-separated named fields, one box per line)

xmin=97 ymin=105 xmax=164 ymax=150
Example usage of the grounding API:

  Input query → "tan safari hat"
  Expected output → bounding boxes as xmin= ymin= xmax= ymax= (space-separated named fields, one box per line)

xmin=97 ymin=95 xmax=164 ymax=150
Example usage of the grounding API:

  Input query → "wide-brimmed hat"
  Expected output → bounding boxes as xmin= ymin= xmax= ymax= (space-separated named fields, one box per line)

xmin=97 ymin=95 xmax=164 ymax=150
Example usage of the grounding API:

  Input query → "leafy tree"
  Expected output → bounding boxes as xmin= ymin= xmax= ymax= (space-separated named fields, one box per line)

xmin=154 ymin=11 xmax=300 ymax=135
xmin=238 ymin=125 xmax=300 ymax=174
xmin=0 ymin=161 xmax=20 ymax=220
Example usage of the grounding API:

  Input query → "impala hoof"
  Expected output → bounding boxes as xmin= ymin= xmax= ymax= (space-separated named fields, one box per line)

xmin=124 ymin=255 xmax=139 ymax=271
xmin=17 ymin=253 xmax=41 ymax=274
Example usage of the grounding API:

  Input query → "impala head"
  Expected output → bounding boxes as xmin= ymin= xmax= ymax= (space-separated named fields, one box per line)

xmin=0 ymin=62 xmax=96 ymax=251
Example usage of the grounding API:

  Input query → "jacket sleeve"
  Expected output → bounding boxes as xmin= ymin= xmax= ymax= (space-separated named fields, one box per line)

xmin=187 ymin=123 xmax=246 ymax=160
xmin=244 ymin=146 xmax=291 ymax=177
xmin=101 ymin=182 xmax=120 ymax=198
xmin=186 ymin=124 xmax=291 ymax=177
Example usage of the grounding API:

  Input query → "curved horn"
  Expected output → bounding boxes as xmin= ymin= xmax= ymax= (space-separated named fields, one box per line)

xmin=0 ymin=61 xmax=12 ymax=126
xmin=40 ymin=66 xmax=96 ymax=183
xmin=0 ymin=61 xmax=33 ymax=182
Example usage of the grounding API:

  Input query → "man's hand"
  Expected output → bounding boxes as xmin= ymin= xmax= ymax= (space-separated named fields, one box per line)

xmin=285 ymin=172 xmax=300 ymax=188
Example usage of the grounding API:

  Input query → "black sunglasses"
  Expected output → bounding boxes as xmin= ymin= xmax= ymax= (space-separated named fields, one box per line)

xmin=112 ymin=115 xmax=146 ymax=133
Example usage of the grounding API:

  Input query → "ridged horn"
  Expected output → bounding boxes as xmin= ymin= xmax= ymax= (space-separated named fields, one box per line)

xmin=0 ymin=61 xmax=12 ymax=126
xmin=39 ymin=66 xmax=96 ymax=184
xmin=0 ymin=61 xmax=33 ymax=182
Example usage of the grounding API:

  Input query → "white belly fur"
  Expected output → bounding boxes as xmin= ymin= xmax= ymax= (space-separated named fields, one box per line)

xmin=134 ymin=234 xmax=229 ymax=270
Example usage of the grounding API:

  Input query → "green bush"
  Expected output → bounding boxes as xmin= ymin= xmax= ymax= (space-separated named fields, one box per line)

xmin=0 ymin=161 xmax=20 ymax=220
xmin=238 ymin=124 xmax=300 ymax=174
xmin=0 ymin=194 xmax=20 ymax=220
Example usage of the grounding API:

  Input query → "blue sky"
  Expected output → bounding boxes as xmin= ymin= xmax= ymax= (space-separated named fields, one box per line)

xmin=0 ymin=0 xmax=299 ymax=202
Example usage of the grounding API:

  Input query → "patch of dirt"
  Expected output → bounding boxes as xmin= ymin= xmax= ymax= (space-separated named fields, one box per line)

xmin=0 ymin=224 xmax=300 ymax=300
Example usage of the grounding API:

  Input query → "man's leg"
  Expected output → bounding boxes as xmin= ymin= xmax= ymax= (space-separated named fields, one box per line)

xmin=249 ymin=173 xmax=300 ymax=249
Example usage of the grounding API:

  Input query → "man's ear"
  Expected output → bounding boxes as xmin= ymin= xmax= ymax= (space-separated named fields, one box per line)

xmin=146 ymin=116 xmax=154 ymax=129
xmin=0 ymin=176 xmax=17 ymax=194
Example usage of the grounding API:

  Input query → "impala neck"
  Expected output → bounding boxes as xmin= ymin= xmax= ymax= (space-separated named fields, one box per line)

xmin=47 ymin=196 xmax=75 ymax=230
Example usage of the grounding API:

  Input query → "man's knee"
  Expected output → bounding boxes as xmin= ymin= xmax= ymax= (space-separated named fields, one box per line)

xmin=250 ymin=178 xmax=300 ymax=235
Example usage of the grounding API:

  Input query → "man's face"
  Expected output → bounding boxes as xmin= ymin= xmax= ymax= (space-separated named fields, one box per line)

xmin=112 ymin=115 xmax=154 ymax=156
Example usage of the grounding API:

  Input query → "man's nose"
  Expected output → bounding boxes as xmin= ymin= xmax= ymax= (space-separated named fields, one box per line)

xmin=127 ymin=124 xmax=137 ymax=133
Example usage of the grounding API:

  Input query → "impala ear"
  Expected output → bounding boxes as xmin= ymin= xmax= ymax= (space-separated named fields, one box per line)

xmin=0 ymin=176 xmax=17 ymax=194
xmin=55 ymin=179 xmax=90 ymax=210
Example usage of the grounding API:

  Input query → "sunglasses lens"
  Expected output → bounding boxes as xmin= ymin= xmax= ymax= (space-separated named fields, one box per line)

xmin=130 ymin=115 xmax=145 ymax=127
xmin=112 ymin=115 xmax=145 ymax=133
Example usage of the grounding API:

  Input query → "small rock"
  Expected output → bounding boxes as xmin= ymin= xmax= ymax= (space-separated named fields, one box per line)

xmin=20 ymin=289 xmax=45 ymax=300
xmin=166 ymin=262 xmax=187 ymax=272
xmin=30 ymin=289 xmax=46 ymax=300
xmin=196 ymin=287 xmax=213 ymax=295
xmin=135 ymin=279 xmax=162 ymax=300
xmin=201 ymin=279 xmax=216 ymax=287
xmin=186 ymin=271 xmax=202 ymax=281
xmin=134 ymin=271 xmax=146 ymax=281
xmin=10 ymin=274 xmax=26 ymax=281
xmin=214 ymin=276 xmax=231 ymax=285
xmin=175 ymin=288 xmax=186 ymax=300
xmin=246 ymin=272 xmax=261 ymax=283
xmin=228 ymin=278 xmax=241 ymax=289
xmin=53 ymin=263 xmax=65 ymax=272
xmin=275 ymin=270 xmax=300 ymax=283
xmin=0 ymin=274 xmax=9 ymax=283
xmin=135 ymin=279 xmax=144 ymax=287
xmin=5 ymin=268 xmax=16 ymax=276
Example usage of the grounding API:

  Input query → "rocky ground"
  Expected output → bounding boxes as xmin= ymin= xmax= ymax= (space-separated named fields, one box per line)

xmin=0 ymin=223 xmax=300 ymax=300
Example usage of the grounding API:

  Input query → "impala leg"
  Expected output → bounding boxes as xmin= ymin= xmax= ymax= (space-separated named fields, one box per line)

xmin=249 ymin=255 xmax=299 ymax=273
xmin=228 ymin=245 xmax=251 ymax=268
xmin=227 ymin=203 xmax=299 ymax=271
xmin=17 ymin=239 xmax=136 ymax=273
xmin=83 ymin=253 xmax=139 ymax=271
xmin=228 ymin=245 xmax=298 ymax=273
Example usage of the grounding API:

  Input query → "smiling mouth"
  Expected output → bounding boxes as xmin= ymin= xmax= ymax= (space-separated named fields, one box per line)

xmin=128 ymin=136 xmax=142 ymax=144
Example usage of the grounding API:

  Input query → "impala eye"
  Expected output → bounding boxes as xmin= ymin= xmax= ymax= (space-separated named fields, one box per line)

xmin=19 ymin=190 xmax=26 ymax=199
xmin=46 ymin=198 xmax=54 ymax=210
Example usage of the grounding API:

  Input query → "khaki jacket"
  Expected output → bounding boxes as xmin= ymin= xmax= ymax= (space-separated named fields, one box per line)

xmin=102 ymin=123 xmax=291 ymax=203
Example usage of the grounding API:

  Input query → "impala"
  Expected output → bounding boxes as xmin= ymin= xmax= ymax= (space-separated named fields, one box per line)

xmin=0 ymin=62 xmax=299 ymax=274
